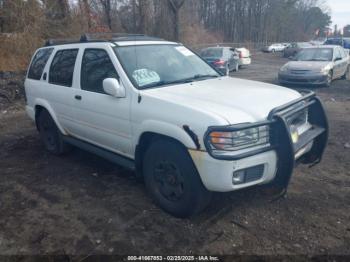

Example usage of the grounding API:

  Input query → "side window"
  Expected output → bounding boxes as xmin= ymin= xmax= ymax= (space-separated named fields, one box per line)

xmin=334 ymin=48 xmax=342 ymax=60
xmin=81 ymin=49 xmax=119 ymax=94
xmin=28 ymin=48 xmax=54 ymax=80
xmin=49 ymin=49 xmax=78 ymax=87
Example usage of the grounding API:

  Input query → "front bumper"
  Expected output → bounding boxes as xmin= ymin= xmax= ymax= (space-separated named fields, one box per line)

xmin=189 ymin=149 xmax=277 ymax=192
xmin=196 ymin=91 xmax=328 ymax=192
xmin=278 ymin=72 xmax=328 ymax=85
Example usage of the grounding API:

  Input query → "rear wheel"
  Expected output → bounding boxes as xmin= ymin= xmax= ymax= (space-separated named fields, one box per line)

xmin=143 ymin=139 xmax=211 ymax=218
xmin=37 ymin=110 xmax=69 ymax=155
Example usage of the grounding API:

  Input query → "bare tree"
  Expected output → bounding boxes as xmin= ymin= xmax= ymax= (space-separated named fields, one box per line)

xmin=82 ymin=0 xmax=92 ymax=30
xmin=99 ymin=0 xmax=112 ymax=30
xmin=168 ymin=0 xmax=185 ymax=41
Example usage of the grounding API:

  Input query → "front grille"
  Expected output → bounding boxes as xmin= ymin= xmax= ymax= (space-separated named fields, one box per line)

xmin=291 ymin=70 xmax=311 ymax=74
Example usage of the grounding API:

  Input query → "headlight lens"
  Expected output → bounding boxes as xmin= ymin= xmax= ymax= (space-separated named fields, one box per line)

xmin=208 ymin=126 xmax=270 ymax=152
xmin=320 ymin=65 xmax=331 ymax=74
xmin=280 ymin=65 xmax=288 ymax=72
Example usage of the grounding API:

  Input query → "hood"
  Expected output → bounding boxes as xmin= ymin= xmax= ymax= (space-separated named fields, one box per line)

xmin=283 ymin=61 xmax=331 ymax=71
xmin=143 ymin=77 xmax=301 ymax=124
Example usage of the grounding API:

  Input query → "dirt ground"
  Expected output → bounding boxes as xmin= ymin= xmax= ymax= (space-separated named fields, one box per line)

xmin=0 ymin=52 xmax=349 ymax=257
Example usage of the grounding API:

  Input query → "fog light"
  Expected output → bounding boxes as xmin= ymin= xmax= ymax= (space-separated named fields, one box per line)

xmin=232 ymin=170 xmax=245 ymax=184
xmin=232 ymin=165 xmax=265 ymax=185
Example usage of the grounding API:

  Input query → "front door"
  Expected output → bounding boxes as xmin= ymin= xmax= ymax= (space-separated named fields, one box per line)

xmin=70 ymin=47 xmax=132 ymax=158
xmin=333 ymin=47 xmax=347 ymax=78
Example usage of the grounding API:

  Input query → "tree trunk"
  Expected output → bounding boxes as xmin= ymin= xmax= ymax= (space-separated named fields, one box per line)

xmin=168 ymin=0 xmax=185 ymax=41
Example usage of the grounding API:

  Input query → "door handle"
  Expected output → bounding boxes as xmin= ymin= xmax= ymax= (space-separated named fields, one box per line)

xmin=75 ymin=95 xmax=82 ymax=100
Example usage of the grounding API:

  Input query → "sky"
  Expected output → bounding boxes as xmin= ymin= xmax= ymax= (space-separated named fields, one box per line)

xmin=327 ymin=0 xmax=350 ymax=30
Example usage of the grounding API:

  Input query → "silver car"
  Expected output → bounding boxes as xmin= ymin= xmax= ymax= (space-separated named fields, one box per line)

xmin=200 ymin=47 xmax=240 ymax=75
xmin=278 ymin=45 xmax=349 ymax=87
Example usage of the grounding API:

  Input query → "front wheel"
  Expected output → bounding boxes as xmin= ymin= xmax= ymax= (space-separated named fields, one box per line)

xmin=143 ymin=139 xmax=211 ymax=218
xmin=325 ymin=70 xmax=333 ymax=87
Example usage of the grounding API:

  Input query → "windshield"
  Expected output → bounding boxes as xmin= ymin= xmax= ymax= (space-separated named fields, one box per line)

xmin=200 ymin=48 xmax=223 ymax=58
xmin=295 ymin=48 xmax=333 ymax=61
xmin=114 ymin=44 xmax=220 ymax=89
xmin=298 ymin=42 xmax=312 ymax=48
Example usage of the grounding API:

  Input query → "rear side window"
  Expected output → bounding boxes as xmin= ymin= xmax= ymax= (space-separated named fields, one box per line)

xmin=28 ymin=48 xmax=53 ymax=80
xmin=81 ymin=49 xmax=119 ymax=94
xmin=49 ymin=49 xmax=78 ymax=87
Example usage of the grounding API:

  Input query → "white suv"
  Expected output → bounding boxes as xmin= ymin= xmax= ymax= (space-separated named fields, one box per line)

xmin=25 ymin=34 xmax=329 ymax=218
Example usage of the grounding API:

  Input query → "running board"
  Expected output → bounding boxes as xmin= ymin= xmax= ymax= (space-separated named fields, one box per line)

xmin=63 ymin=136 xmax=135 ymax=170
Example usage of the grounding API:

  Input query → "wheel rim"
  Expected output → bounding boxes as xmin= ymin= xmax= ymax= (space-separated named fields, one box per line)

xmin=153 ymin=161 xmax=185 ymax=201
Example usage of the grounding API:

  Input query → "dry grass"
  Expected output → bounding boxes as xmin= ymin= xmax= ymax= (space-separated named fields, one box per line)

xmin=0 ymin=33 xmax=44 ymax=72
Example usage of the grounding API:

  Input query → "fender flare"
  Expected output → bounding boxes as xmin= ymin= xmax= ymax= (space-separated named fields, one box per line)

xmin=134 ymin=119 xmax=198 ymax=152
xmin=34 ymin=98 xmax=67 ymax=135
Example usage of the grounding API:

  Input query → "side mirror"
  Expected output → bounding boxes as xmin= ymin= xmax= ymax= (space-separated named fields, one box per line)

xmin=103 ymin=78 xmax=125 ymax=98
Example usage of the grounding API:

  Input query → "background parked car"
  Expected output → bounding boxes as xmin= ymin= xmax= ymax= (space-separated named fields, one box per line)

xmin=262 ymin=43 xmax=286 ymax=53
xmin=235 ymin=47 xmax=251 ymax=67
xmin=283 ymin=42 xmax=313 ymax=58
xmin=278 ymin=45 xmax=349 ymax=87
xmin=324 ymin=37 xmax=350 ymax=53
xmin=200 ymin=46 xmax=240 ymax=74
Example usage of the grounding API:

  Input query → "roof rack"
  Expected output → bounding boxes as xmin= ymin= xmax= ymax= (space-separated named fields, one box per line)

xmin=44 ymin=33 xmax=165 ymax=47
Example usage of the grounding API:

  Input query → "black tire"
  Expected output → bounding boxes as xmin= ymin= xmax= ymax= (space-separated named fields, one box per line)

xmin=325 ymin=70 xmax=333 ymax=87
xmin=143 ymin=139 xmax=212 ymax=218
xmin=341 ymin=65 xmax=349 ymax=80
xmin=37 ymin=110 xmax=69 ymax=155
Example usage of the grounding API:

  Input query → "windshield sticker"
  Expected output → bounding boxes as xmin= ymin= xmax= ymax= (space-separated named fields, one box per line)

xmin=175 ymin=46 xmax=195 ymax=56
xmin=132 ymin=69 xmax=160 ymax=87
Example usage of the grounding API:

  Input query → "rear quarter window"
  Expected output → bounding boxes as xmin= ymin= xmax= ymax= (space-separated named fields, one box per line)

xmin=49 ymin=49 xmax=79 ymax=87
xmin=27 ymin=48 xmax=54 ymax=80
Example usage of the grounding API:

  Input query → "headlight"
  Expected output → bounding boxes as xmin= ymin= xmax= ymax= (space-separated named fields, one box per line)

xmin=280 ymin=65 xmax=288 ymax=72
xmin=320 ymin=65 xmax=331 ymax=74
xmin=208 ymin=125 xmax=270 ymax=152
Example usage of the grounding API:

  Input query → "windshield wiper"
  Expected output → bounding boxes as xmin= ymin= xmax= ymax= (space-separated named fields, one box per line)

xmin=140 ymin=74 xmax=219 ymax=90
xmin=140 ymin=78 xmax=195 ymax=89
xmin=306 ymin=59 xmax=329 ymax=61
xmin=191 ymin=74 xmax=219 ymax=80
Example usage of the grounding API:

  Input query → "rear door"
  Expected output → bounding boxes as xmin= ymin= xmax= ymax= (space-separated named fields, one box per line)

xmin=44 ymin=48 xmax=79 ymax=133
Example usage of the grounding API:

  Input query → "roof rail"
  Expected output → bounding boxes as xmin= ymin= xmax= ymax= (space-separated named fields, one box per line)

xmin=81 ymin=33 xmax=165 ymax=42
xmin=44 ymin=33 xmax=165 ymax=47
